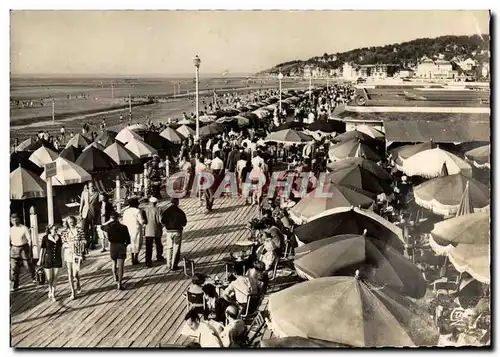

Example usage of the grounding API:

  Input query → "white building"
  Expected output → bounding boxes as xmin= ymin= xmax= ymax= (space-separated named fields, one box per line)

xmin=416 ymin=57 xmax=435 ymax=78
xmin=342 ymin=62 xmax=357 ymax=80
xmin=459 ymin=58 xmax=477 ymax=71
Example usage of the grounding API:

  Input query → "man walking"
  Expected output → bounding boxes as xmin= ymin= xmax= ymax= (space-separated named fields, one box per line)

xmin=101 ymin=211 xmax=130 ymax=290
xmin=10 ymin=213 xmax=36 ymax=291
xmin=79 ymin=182 xmax=100 ymax=253
xmin=161 ymin=198 xmax=187 ymax=270
xmin=144 ymin=197 xmax=165 ymax=267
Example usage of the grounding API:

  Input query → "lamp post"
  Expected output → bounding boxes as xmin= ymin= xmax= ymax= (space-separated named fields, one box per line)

xmin=277 ymin=72 xmax=284 ymax=115
xmin=193 ymin=55 xmax=201 ymax=139
xmin=309 ymin=75 xmax=312 ymax=101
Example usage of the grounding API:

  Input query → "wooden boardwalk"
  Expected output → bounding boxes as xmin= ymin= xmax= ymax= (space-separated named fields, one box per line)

xmin=11 ymin=197 xmax=262 ymax=348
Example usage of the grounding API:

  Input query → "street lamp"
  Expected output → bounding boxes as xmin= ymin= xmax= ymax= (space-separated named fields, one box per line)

xmin=193 ymin=55 xmax=201 ymax=139
xmin=309 ymin=75 xmax=312 ymax=101
xmin=277 ymin=72 xmax=284 ymax=115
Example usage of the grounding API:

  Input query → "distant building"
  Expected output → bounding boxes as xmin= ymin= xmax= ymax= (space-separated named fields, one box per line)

xmin=342 ymin=62 xmax=357 ymax=80
xmin=459 ymin=58 xmax=478 ymax=71
xmin=398 ymin=69 xmax=415 ymax=78
xmin=416 ymin=56 xmax=455 ymax=79
xmin=342 ymin=62 xmax=399 ymax=80
xmin=303 ymin=65 xmax=312 ymax=79
xmin=481 ymin=62 xmax=490 ymax=78
xmin=356 ymin=64 xmax=400 ymax=79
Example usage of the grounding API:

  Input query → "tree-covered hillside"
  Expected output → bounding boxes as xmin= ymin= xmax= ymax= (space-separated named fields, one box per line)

xmin=260 ymin=34 xmax=490 ymax=75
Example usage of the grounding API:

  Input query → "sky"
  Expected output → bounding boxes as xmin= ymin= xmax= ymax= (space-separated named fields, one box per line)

xmin=10 ymin=10 xmax=490 ymax=76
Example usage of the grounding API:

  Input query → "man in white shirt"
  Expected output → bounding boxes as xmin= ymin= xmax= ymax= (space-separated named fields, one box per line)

xmin=184 ymin=310 xmax=223 ymax=348
xmin=210 ymin=155 xmax=224 ymax=172
xmin=10 ymin=213 xmax=36 ymax=291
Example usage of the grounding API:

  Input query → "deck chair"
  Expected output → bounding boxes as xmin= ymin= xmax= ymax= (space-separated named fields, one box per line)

xmin=183 ymin=258 xmax=196 ymax=277
xmin=268 ymin=259 xmax=280 ymax=281
xmin=236 ymin=288 xmax=260 ymax=318
xmin=184 ymin=289 xmax=205 ymax=313
xmin=243 ymin=312 xmax=267 ymax=347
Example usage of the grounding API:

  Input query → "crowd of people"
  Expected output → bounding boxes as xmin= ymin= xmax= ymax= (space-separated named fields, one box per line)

xmin=10 ymin=80 xmax=489 ymax=347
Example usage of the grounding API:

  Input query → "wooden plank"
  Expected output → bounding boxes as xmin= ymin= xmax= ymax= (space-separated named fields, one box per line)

xmin=134 ymin=199 xmax=253 ymax=346
xmin=10 ymin=197 xmax=258 ymax=348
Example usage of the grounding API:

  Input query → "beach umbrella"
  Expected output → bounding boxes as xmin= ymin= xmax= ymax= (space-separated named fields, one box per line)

xmin=332 ymin=129 xmax=382 ymax=145
xmin=65 ymin=133 xmax=91 ymax=149
xmin=29 ymin=145 xmax=59 ymax=168
xmin=94 ymin=130 xmax=117 ymax=147
xmin=413 ymin=174 xmax=489 ymax=217
xmin=265 ymin=129 xmax=313 ymax=144
xmin=290 ymin=183 xmax=374 ymax=223
xmin=104 ymin=141 xmax=141 ymax=166
xmin=401 ymin=147 xmax=472 ymax=178
xmin=177 ymin=118 xmax=195 ymax=125
xmin=176 ymin=124 xmax=195 ymax=138
xmin=268 ymin=276 xmax=439 ymax=347
xmin=390 ymin=142 xmax=435 ymax=169
xmin=143 ymin=131 xmax=173 ymax=152
xmin=223 ymin=108 xmax=240 ymax=116
xmin=160 ymin=127 xmax=184 ymax=144
xmin=115 ymin=128 xmax=143 ymax=144
xmin=465 ymin=144 xmax=490 ymax=169
xmin=327 ymin=157 xmax=392 ymax=182
xmin=260 ymin=337 xmax=345 ymax=348
xmin=293 ymin=234 xmax=427 ymax=298
xmin=199 ymin=115 xmax=216 ymax=123
xmin=265 ymin=104 xmax=278 ymax=111
xmin=199 ymin=123 xmax=224 ymax=138
xmin=447 ymin=244 xmax=490 ymax=284
xmin=294 ymin=206 xmax=404 ymax=251
xmin=215 ymin=116 xmax=234 ymax=124
xmin=10 ymin=166 xmax=48 ymax=200
xmin=355 ymin=124 xmax=385 ymax=140
xmin=25 ymin=139 xmax=57 ymax=152
xmin=240 ymin=112 xmax=259 ymax=121
xmin=329 ymin=139 xmax=382 ymax=162
xmin=15 ymin=137 xmax=37 ymax=152
xmin=431 ymin=210 xmax=490 ymax=247
xmin=59 ymin=146 xmax=82 ymax=163
xmin=253 ymin=108 xmax=272 ymax=119
xmin=127 ymin=123 xmax=148 ymax=131
xmin=83 ymin=142 xmax=105 ymax=152
xmin=272 ymin=122 xmax=303 ymax=131
xmin=125 ymin=138 xmax=158 ymax=159
xmin=306 ymin=120 xmax=345 ymax=133
xmin=246 ymin=104 xmax=260 ymax=110
xmin=75 ymin=146 xmax=117 ymax=174
xmin=40 ymin=157 xmax=92 ymax=186
xmin=232 ymin=115 xmax=250 ymax=127
xmin=10 ymin=151 xmax=43 ymax=174
xmin=327 ymin=165 xmax=392 ymax=196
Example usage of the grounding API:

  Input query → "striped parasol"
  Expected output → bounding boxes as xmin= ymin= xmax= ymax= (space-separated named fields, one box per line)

xmin=65 ymin=133 xmax=92 ymax=149
xmin=10 ymin=166 xmax=48 ymax=199
xmin=125 ymin=138 xmax=158 ymax=159
xmin=401 ymin=147 xmax=472 ymax=178
xmin=29 ymin=146 xmax=59 ymax=168
xmin=40 ymin=157 xmax=92 ymax=186
xmin=465 ymin=144 xmax=490 ymax=169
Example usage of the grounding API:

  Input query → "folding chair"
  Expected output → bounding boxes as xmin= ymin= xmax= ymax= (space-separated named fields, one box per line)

xmin=183 ymin=258 xmax=196 ymax=277
xmin=239 ymin=291 xmax=260 ymax=318
xmin=243 ymin=311 xmax=267 ymax=347
xmin=184 ymin=289 xmax=205 ymax=313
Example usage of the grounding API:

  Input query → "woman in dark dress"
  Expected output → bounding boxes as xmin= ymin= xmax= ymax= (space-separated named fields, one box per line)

xmin=38 ymin=224 xmax=63 ymax=301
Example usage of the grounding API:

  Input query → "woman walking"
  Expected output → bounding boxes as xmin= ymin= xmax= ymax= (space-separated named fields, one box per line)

xmin=122 ymin=198 xmax=146 ymax=265
xmin=38 ymin=224 xmax=63 ymax=301
xmin=61 ymin=216 xmax=86 ymax=299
